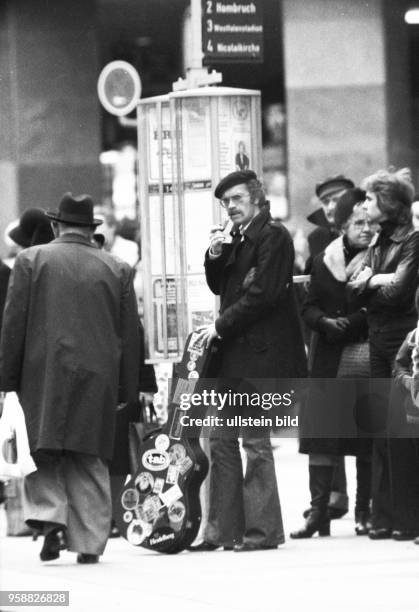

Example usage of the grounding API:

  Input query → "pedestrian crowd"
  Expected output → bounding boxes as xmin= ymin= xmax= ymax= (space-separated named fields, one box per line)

xmin=1 ymin=164 xmax=419 ymax=564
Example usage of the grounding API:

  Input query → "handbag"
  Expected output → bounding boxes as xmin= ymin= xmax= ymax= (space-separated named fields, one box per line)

xmin=337 ymin=341 xmax=370 ymax=378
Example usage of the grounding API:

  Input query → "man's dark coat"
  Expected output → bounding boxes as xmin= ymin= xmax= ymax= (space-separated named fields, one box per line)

xmin=205 ymin=207 xmax=307 ymax=379
xmin=0 ymin=234 xmax=140 ymax=461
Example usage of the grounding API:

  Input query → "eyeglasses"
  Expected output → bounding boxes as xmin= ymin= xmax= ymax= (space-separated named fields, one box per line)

xmin=351 ymin=220 xmax=374 ymax=229
xmin=220 ymin=193 xmax=250 ymax=208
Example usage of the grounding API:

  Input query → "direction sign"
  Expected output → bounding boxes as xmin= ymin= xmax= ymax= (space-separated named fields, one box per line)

xmin=202 ymin=0 xmax=263 ymax=63
xmin=97 ymin=61 xmax=142 ymax=116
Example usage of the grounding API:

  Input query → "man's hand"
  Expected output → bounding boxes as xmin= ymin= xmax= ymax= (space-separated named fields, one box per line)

xmin=195 ymin=324 xmax=220 ymax=348
xmin=209 ymin=225 xmax=227 ymax=257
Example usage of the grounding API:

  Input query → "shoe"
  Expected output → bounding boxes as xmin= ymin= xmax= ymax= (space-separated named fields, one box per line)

xmin=368 ymin=528 xmax=392 ymax=540
xmin=40 ymin=529 xmax=63 ymax=562
xmin=355 ymin=511 xmax=372 ymax=536
xmin=77 ymin=553 xmax=99 ymax=564
xmin=414 ymin=536 xmax=419 ymax=545
xmin=234 ymin=542 xmax=278 ymax=552
xmin=187 ymin=541 xmax=233 ymax=552
xmin=290 ymin=511 xmax=330 ymax=539
xmin=392 ymin=530 xmax=419 ymax=541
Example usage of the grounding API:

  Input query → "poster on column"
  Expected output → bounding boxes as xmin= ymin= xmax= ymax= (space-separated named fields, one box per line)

xmin=147 ymin=105 xmax=172 ymax=183
xmin=183 ymin=187 xmax=219 ymax=330
xmin=181 ymin=97 xmax=212 ymax=182
xmin=148 ymin=193 xmax=177 ymax=276
xmin=218 ymin=96 xmax=252 ymax=177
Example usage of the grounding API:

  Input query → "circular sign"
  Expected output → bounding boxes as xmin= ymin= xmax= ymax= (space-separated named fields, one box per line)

xmin=97 ymin=61 xmax=142 ymax=116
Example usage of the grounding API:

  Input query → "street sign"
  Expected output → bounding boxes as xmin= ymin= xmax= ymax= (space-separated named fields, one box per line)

xmin=201 ymin=0 xmax=263 ymax=64
xmin=97 ymin=61 xmax=142 ymax=116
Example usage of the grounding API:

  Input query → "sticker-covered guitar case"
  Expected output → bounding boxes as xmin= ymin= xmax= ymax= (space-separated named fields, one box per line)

xmin=115 ymin=331 xmax=216 ymax=554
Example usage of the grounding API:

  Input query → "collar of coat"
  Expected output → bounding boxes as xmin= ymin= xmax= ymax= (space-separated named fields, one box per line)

xmin=53 ymin=233 xmax=97 ymax=248
xmin=307 ymin=207 xmax=331 ymax=230
xmin=369 ymin=222 xmax=414 ymax=247
xmin=323 ymin=235 xmax=367 ymax=282
xmin=241 ymin=206 xmax=272 ymax=243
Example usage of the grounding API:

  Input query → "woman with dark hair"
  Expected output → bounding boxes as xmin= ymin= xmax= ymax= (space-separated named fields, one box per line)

xmin=349 ymin=167 xmax=419 ymax=540
xmin=292 ymin=188 xmax=374 ymax=538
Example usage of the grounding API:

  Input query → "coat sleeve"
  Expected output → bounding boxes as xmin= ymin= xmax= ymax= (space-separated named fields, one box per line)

xmin=0 ymin=254 xmax=31 ymax=392
xmin=204 ymin=244 xmax=235 ymax=295
xmin=215 ymin=226 xmax=294 ymax=339
xmin=368 ymin=232 xmax=419 ymax=308
xmin=118 ymin=266 xmax=141 ymax=403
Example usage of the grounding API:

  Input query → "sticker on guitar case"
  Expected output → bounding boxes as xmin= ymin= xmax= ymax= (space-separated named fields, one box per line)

xmin=135 ymin=472 xmax=154 ymax=494
xmin=159 ymin=484 xmax=183 ymax=507
xmin=139 ymin=494 xmax=162 ymax=523
xmin=155 ymin=433 xmax=170 ymax=451
xmin=188 ymin=371 xmax=199 ymax=379
xmin=166 ymin=464 xmax=179 ymax=485
xmin=168 ymin=500 xmax=186 ymax=532
xmin=127 ymin=519 xmax=151 ymax=545
xmin=121 ymin=488 xmax=140 ymax=510
xmin=123 ymin=511 xmax=133 ymax=523
xmin=178 ymin=456 xmax=194 ymax=475
xmin=142 ymin=449 xmax=170 ymax=471
xmin=187 ymin=360 xmax=196 ymax=371
xmin=169 ymin=443 xmax=186 ymax=465
xmin=153 ymin=477 xmax=164 ymax=494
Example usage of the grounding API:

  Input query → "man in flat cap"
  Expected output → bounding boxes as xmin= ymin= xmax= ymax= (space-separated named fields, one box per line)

xmin=305 ymin=175 xmax=354 ymax=274
xmin=0 ymin=193 xmax=140 ymax=564
xmin=304 ymin=174 xmax=354 ymax=523
xmin=191 ymin=170 xmax=306 ymax=552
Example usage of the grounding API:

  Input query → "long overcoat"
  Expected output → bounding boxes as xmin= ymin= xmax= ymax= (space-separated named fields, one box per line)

xmin=205 ymin=207 xmax=307 ymax=380
xmin=299 ymin=236 xmax=370 ymax=455
xmin=0 ymin=234 xmax=140 ymax=462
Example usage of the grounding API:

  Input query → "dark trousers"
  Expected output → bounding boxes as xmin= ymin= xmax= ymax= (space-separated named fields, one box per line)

xmin=369 ymin=327 xmax=411 ymax=530
xmin=204 ymin=400 xmax=284 ymax=547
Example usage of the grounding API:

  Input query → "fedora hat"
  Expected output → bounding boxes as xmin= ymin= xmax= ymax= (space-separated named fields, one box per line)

xmin=9 ymin=208 xmax=54 ymax=248
xmin=46 ymin=193 xmax=103 ymax=227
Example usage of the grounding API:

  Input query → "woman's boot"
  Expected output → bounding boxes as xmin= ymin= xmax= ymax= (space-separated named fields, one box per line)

xmin=290 ymin=465 xmax=334 ymax=539
xmin=354 ymin=454 xmax=372 ymax=535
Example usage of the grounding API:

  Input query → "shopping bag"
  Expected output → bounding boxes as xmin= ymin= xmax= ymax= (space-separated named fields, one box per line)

xmin=0 ymin=393 xmax=37 ymax=480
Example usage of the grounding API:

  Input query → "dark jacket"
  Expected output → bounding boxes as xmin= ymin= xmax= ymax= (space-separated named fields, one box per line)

xmin=305 ymin=208 xmax=339 ymax=274
xmin=348 ymin=222 xmax=419 ymax=333
xmin=299 ymin=236 xmax=370 ymax=455
xmin=0 ymin=234 xmax=140 ymax=462
xmin=205 ymin=206 xmax=307 ymax=379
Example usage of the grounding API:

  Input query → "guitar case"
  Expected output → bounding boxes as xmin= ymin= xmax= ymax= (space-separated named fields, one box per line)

xmin=114 ymin=331 xmax=217 ymax=554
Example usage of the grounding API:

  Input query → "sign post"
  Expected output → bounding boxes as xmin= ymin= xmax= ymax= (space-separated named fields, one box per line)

xmin=202 ymin=0 xmax=264 ymax=64
xmin=97 ymin=60 xmax=142 ymax=116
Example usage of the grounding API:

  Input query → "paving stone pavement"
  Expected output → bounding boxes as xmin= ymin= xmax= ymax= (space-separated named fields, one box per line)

xmin=1 ymin=439 xmax=417 ymax=612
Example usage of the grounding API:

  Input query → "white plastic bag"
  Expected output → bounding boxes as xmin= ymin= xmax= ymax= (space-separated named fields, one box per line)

xmin=0 ymin=392 xmax=37 ymax=479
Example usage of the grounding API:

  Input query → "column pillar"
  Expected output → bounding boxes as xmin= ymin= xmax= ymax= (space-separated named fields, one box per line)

xmin=0 ymin=0 xmax=101 ymax=256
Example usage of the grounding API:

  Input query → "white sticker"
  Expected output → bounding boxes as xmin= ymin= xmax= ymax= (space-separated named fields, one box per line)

xmin=123 ymin=511 xmax=133 ymax=523
xmin=153 ymin=477 xmax=165 ymax=494
xmin=142 ymin=449 xmax=170 ymax=472
xmin=166 ymin=464 xmax=179 ymax=485
xmin=121 ymin=488 xmax=139 ymax=510
xmin=155 ymin=434 xmax=170 ymax=452
xmin=188 ymin=371 xmax=199 ymax=379
xmin=126 ymin=519 xmax=151 ymax=546
xmin=159 ymin=484 xmax=183 ymax=507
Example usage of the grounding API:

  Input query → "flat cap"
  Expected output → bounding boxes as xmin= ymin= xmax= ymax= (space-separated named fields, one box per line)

xmin=214 ymin=170 xmax=258 ymax=199
xmin=315 ymin=175 xmax=354 ymax=199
